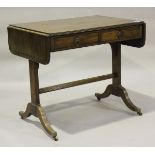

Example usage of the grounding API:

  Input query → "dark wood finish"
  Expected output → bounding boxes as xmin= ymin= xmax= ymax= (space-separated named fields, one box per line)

xmin=122 ymin=23 xmax=146 ymax=48
xmin=29 ymin=60 xmax=40 ymax=105
xmin=8 ymin=15 xmax=146 ymax=64
xmin=19 ymin=60 xmax=40 ymax=119
xmin=54 ymin=32 xmax=99 ymax=51
xmin=9 ymin=15 xmax=140 ymax=34
xmin=19 ymin=60 xmax=58 ymax=141
xmin=39 ymin=74 xmax=114 ymax=94
xmin=8 ymin=15 xmax=146 ymax=141
xmin=8 ymin=26 xmax=50 ymax=64
xmin=101 ymin=25 xmax=142 ymax=43
xmin=95 ymin=43 xmax=142 ymax=115
xmin=111 ymin=43 xmax=121 ymax=86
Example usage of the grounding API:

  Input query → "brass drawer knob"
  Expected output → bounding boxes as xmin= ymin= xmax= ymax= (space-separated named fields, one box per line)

xmin=117 ymin=31 xmax=123 ymax=39
xmin=74 ymin=36 xmax=80 ymax=47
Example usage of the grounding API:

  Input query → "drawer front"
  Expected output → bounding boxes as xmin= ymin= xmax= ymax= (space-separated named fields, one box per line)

xmin=54 ymin=32 xmax=98 ymax=51
xmin=101 ymin=25 xmax=142 ymax=43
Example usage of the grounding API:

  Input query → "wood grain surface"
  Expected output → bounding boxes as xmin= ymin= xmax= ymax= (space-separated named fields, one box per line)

xmin=10 ymin=15 xmax=142 ymax=35
xmin=8 ymin=15 xmax=146 ymax=64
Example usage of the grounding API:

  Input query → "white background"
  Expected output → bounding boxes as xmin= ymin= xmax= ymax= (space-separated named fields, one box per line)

xmin=0 ymin=8 xmax=155 ymax=146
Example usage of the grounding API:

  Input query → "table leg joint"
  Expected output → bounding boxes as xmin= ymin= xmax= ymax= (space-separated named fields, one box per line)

xmin=95 ymin=84 xmax=142 ymax=115
xmin=19 ymin=102 xmax=58 ymax=141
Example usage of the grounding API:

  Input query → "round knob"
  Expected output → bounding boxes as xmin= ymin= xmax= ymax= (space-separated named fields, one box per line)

xmin=74 ymin=36 xmax=80 ymax=47
xmin=117 ymin=31 xmax=123 ymax=39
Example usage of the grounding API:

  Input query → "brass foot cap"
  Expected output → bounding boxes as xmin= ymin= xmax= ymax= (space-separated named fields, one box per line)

xmin=19 ymin=111 xmax=24 ymax=119
xmin=137 ymin=110 xmax=142 ymax=116
xmin=95 ymin=93 xmax=101 ymax=101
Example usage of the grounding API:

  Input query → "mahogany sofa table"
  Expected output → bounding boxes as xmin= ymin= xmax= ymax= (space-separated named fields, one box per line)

xmin=8 ymin=15 xmax=146 ymax=141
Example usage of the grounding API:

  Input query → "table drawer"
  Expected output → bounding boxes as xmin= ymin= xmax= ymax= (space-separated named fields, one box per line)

xmin=101 ymin=25 xmax=142 ymax=43
xmin=54 ymin=32 xmax=99 ymax=51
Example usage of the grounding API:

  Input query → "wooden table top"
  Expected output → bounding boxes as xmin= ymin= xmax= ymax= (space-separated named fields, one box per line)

xmin=8 ymin=15 xmax=145 ymax=65
xmin=10 ymin=15 xmax=142 ymax=36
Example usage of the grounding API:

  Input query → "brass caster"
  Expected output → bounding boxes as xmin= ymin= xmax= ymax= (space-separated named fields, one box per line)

xmin=19 ymin=103 xmax=32 ymax=119
xmin=53 ymin=136 xmax=58 ymax=141
xmin=95 ymin=93 xmax=101 ymax=101
xmin=19 ymin=111 xmax=31 ymax=119
xmin=137 ymin=110 xmax=142 ymax=116
xmin=19 ymin=111 xmax=24 ymax=119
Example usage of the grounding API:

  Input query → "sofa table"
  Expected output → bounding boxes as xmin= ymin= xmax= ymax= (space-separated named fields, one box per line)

xmin=7 ymin=15 xmax=146 ymax=141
